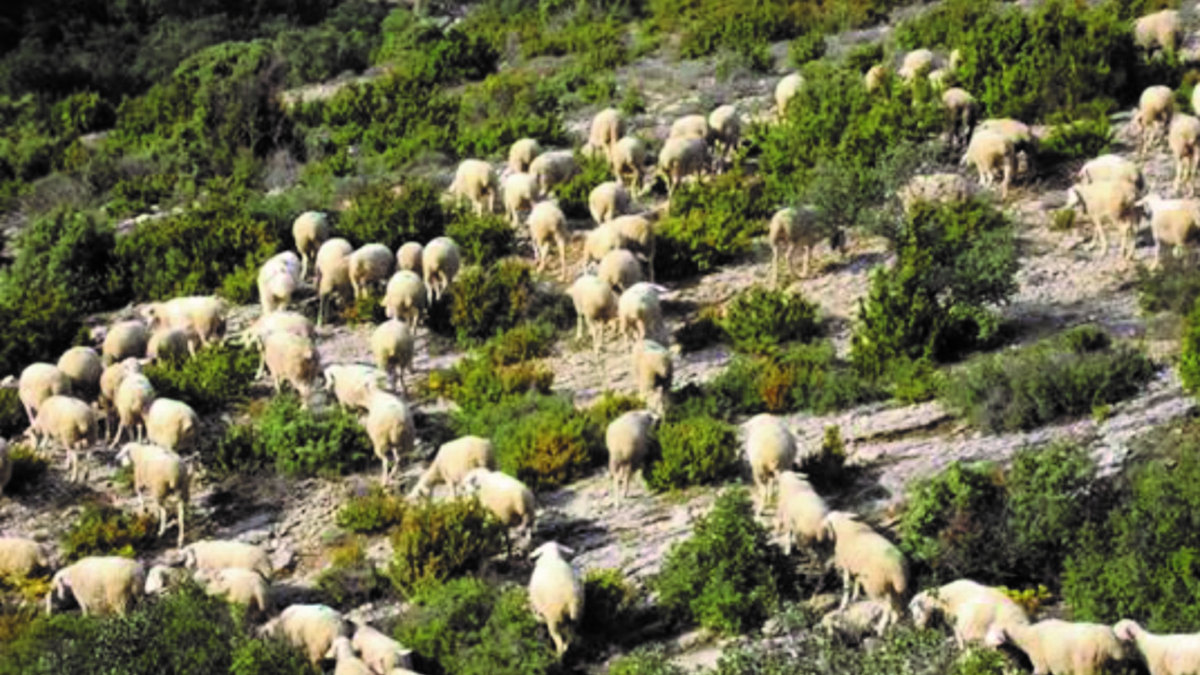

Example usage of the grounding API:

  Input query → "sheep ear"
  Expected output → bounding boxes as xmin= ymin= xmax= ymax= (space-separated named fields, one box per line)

xmin=558 ymin=545 xmax=576 ymax=557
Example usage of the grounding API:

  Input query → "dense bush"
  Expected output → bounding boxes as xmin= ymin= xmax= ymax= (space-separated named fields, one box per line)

xmin=336 ymin=486 xmax=409 ymax=534
xmin=337 ymin=180 xmax=451 ymax=250
xmin=432 ymin=353 xmax=554 ymax=411
xmin=581 ymin=568 xmax=641 ymax=638
xmin=315 ymin=539 xmax=388 ymax=610
xmin=387 ymin=497 xmax=506 ymax=596
xmin=61 ymin=504 xmax=157 ymax=562
xmin=1138 ymin=262 xmax=1200 ymax=315
xmin=452 ymin=68 xmax=569 ymax=158
xmin=143 ymin=343 xmax=258 ymax=415
xmin=0 ymin=388 xmax=23 ymax=438
xmin=479 ymin=321 xmax=558 ymax=367
xmin=940 ymin=325 xmax=1157 ymax=432
xmin=653 ymin=169 xmax=768 ymax=280
xmin=654 ymin=488 xmax=795 ymax=634
xmin=448 ymin=260 xmax=537 ymax=345
xmin=1039 ymin=113 xmax=1113 ymax=166
xmin=646 ymin=415 xmax=740 ymax=491
xmin=720 ymin=287 xmax=822 ymax=355
xmin=373 ymin=12 xmax=498 ymax=83
xmin=445 ymin=212 xmax=516 ymax=266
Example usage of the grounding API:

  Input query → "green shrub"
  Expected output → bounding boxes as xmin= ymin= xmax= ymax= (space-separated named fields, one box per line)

xmin=61 ymin=504 xmax=157 ymax=562
xmin=315 ymin=539 xmax=388 ymax=610
xmin=143 ymin=342 xmax=258 ymax=415
xmin=432 ymin=354 xmax=554 ymax=411
xmin=1183 ymin=298 xmax=1200 ymax=393
xmin=800 ymin=426 xmax=850 ymax=491
xmin=939 ymin=325 xmax=1157 ymax=432
xmin=653 ymin=169 xmax=768 ymax=280
xmin=674 ymin=310 xmax=725 ymax=353
xmin=445 ymin=212 xmax=515 ymax=266
xmin=448 ymin=260 xmax=537 ymax=346
xmin=1051 ymin=208 xmax=1077 ymax=232
xmin=336 ymin=487 xmax=409 ymax=534
xmin=2 ymin=445 xmax=48 ymax=495
xmin=1039 ymin=113 xmax=1113 ymax=166
xmin=338 ymin=293 xmax=386 ymax=326
xmin=0 ymin=388 xmax=23 ymax=438
xmin=654 ymin=488 xmax=794 ymax=634
xmin=646 ymin=415 xmax=739 ymax=491
xmin=610 ymin=648 xmax=688 ymax=675
xmin=552 ymin=153 xmax=610 ymax=219
xmin=788 ymin=31 xmax=827 ymax=68
xmin=374 ymin=14 xmax=498 ymax=83
xmin=338 ymin=180 xmax=451 ymax=250
xmin=581 ymin=568 xmax=641 ymax=638
xmin=479 ymin=321 xmax=558 ymax=367
xmin=720 ymin=287 xmax=821 ymax=355
xmin=387 ymin=497 xmax=506 ymax=596
xmin=452 ymin=68 xmax=568 ymax=158
xmin=1138 ymin=262 xmax=1200 ymax=314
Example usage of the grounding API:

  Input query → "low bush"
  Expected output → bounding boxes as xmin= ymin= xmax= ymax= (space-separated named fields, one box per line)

xmin=646 ymin=415 xmax=740 ymax=491
xmin=336 ymin=486 xmax=409 ymax=534
xmin=654 ymin=488 xmax=795 ymax=634
xmin=653 ymin=169 xmax=768 ymax=280
xmin=337 ymin=179 xmax=451 ymax=250
xmin=60 ymin=504 xmax=157 ymax=562
xmin=1039 ymin=113 xmax=1113 ymax=167
xmin=452 ymin=68 xmax=569 ymax=158
xmin=720 ymin=287 xmax=822 ymax=355
xmin=581 ymin=568 xmax=641 ymax=639
xmin=479 ymin=321 xmax=558 ymax=367
xmin=1182 ymin=297 xmax=1200 ymax=393
xmin=143 ymin=343 xmax=258 ymax=415
xmin=610 ymin=648 xmax=687 ymax=675
xmin=447 ymin=260 xmax=537 ymax=346
xmin=674 ymin=310 xmax=725 ymax=353
xmin=445 ymin=213 xmax=515 ymax=266
xmin=1 ymin=445 xmax=48 ymax=495
xmin=939 ymin=325 xmax=1157 ymax=432
xmin=387 ymin=497 xmax=506 ymax=596
xmin=431 ymin=354 xmax=554 ymax=411
xmin=1138 ymin=262 xmax=1200 ymax=315
xmin=0 ymin=388 xmax=24 ymax=438
xmin=315 ymin=539 xmax=388 ymax=610
xmin=799 ymin=426 xmax=851 ymax=491
xmin=788 ymin=31 xmax=827 ymax=68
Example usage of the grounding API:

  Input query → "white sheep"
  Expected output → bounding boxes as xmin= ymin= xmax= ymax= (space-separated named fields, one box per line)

xmin=984 ymin=620 xmax=1125 ymax=675
xmin=422 ymin=236 xmax=461 ymax=304
xmin=632 ymin=339 xmax=672 ymax=416
xmin=326 ymin=635 xmax=373 ymax=675
xmin=183 ymin=539 xmax=273 ymax=579
xmin=820 ymin=600 xmax=891 ymax=644
xmin=372 ymin=319 xmax=415 ymax=394
xmin=263 ymin=603 xmax=350 ymax=665
xmin=364 ymin=389 xmax=415 ymax=483
xmin=1113 ymin=619 xmax=1200 ymax=675
xmin=143 ymin=564 xmax=187 ymax=595
xmin=1137 ymin=194 xmax=1200 ymax=267
xmin=775 ymin=73 xmax=804 ymax=117
xmin=57 ymin=346 xmax=103 ymax=399
xmin=529 ymin=150 xmax=579 ymax=195
xmin=927 ymin=67 xmax=952 ymax=92
xmin=352 ymin=622 xmax=415 ymax=674
xmin=611 ymin=136 xmax=648 ymax=190
xmin=657 ymin=136 xmax=707 ymax=197
xmin=1169 ymin=113 xmax=1200 ymax=195
xmin=116 ymin=442 xmax=189 ymax=547
xmin=768 ymin=205 xmax=825 ymax=283
xmin=1065 ymin=179 xmax=1141 ymax=259
xmin=503 ymin=172 xmax=540 ymax=225
xmin=1079 ymin=154 xmax=1144 ymax=191
xmin=909 ymin=579 xmax=1029 ymax=648
xmin=147 ymin=327 xmax=199 ymax=363
xmin=102 ymin=319 xmax=149 ymax=366
xmin=582 ymin=223 xmax=624 ymax=272
xmin=145 ymin=397 xmax=198 ymax=453
xmin=669 ymin=114 xmax=708 ymax=142
xmin=975 ymin=118 xmax=1036 ymax=176
xmin=396 ymin=241 xmax=424 ymax=273
xmin=27 ymin=394 xmax=97 ymax=482
xmin=317 ymin=237 xmax=355 ymax=326
xmin=606 ymin=409 xmax=655 ymax=506
xmin=349 ymin=243 xmax=395 ymax=300
xmin=18 ymin=362 xmax=70 ymax=426
xmin=611 ymin=212 xmax=657 ymax=281
xmin=448 ymin=159 xmax=499 ymax=216
xmin=323 ymin=364 xmax=386 ymax=412
xmin=898 ymin=173 xmax=975 ymax=215
xmin=586 ymin=108 xmax=625 ymax=161
xmin=0 ymin=536 xmax=48 ymax=579
xmin=383 ymin=270 xmax=426 ymax=329
xmin=744 ymin=413 xmax=797 ymax=515
xmin=110 ymin=372 xmax=154 ymax=448
xmin=258 ymin=251 xmax=301 ymax=315
xmin=898 ymin=48 xmax=935 ymax=82
xmin=46 ymin=556 xmax=144 ymax=617
xmin=1133 ymin=85 xmax=1175 ymax=157
xmin=618 ymin=282 xmax=665 ymax=346
xmin=245 ymin=310 xmax=314 ymax=379
xmin=589 ymin=180 xmax=633 ymax=225
xmin=598 ymin=248 xmax=643 ymax=292
xmin=962 ymin=129 xmax=1015 ymax=199
xmin=142 ymin=296 xmax=226 ymax=348
xmin=708 ymin=104 xmax=741 ymax=162
xmin=775 ymin=470 xmax=829 ymax=555
xmin=292 ymin=211 xmax=331 ymax=281
xmin=461 ymin=468 xmax=536 ymax=555
xmin=568 ymin=274 xmax=618 ymax=355
xmin=263 ymin=331 xmax=319 ymax=406
xmin=195 ymin=566 xmax=270 ymax=617
xmin=528 ymin=542 xmax=584 ymax=656
xmin=409 ymin=435 xmax=496 ymax=499
xmin=509 ymin=137 xmax=542 ymax=174
xmin=942 ymin=87 xmax=978 ymax=149
xmin=528 ymin=201 xmax=569 ymax=280
xmin=865 ymin=64 xmax=887 ymax=93
xmin=823 ymin=511 xmax=908 ymax=633
xmin=98 ymin=358 xmax=141 ymax=442
xmin=1135 ymin=9 xmax=1182 ymax=57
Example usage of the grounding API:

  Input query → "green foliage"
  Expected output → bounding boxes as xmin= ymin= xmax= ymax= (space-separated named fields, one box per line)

xmin=1180 ymin=296 xmax=1200 ymax=393
xmin=799 ymin=426 xmax=850 ymax=491
xmin=1138 ymin=261 xmax=1200 ymax=314
xmin=336 ymin=486 xmax=409 ymax=534
xmin=315 ymin=539 xmax=388 ymax=610
xmin=1 ymin=445 xmax=48 ymax=496
xmin=940 ymin=325 xmax=1157 ymax=432
xmin=1039 ymin=114 xmax=1113 ymax=166
xmin=0 ymin=388 xmax=23 ymax=438
xmin=452 ymin=69 xmax=569 ymax=158
xmin=61 ymin=504 xmax=156 ymax=562
xmin=394 ymin=577 xmax=560 ymax=675
xmin=373 ymin=12 xmax=498 ymax=83
xmin=553 ymin=153 xmax=610 ymax=219
xmin=1051 ymin=208 xmax=1077 ymax=232
xmin=720 ymin=288 xmax=821 ymax=355
xmin=480 ymin=321 xmax=558 ymax=367
xmin=646 ymin=415 xmax=739 ymax=491
xmin=338 ymin=180 xmax=451 ymax=250
xmin=788 ymin=31 xmax=828 ymax=68
xmin=654 ymin=488 xmax=794 ymax=634
xmin=610 ymin=648 xmax=688 ymax=675
xmin=387 ymin=497 xmax=506 ymax=596
xmin=448 ymin=260 xmax=537 ymax=346
xmin=654 ymin=169 xmax=768 ymax=280
xmin=213 ymin=395 xmax=374 ymax=477
xmin=432 ymin=353 xmax=554 ymax=411
xmin=446 ymin=213 xmax=516 ymax=266
xmin=143 ymin=343 xmax=258 ymax=415
xmin=581 ymin=568 xmax=641 ymax=637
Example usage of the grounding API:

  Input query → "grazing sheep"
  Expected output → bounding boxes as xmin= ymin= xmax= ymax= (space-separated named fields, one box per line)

xmin=942 ymin=88 xmax=978 ymax=149
xmin=316 ymin=237 xmax=355 ymax=326
xmin=528 ymin=201 xmax=569 ymax=280
xmin=589 ymin=181 xmax=633 ymax=225
xmin=985 ymin=620 xmax=1125 ymax=675
xmin=528 ymin=542 xmax=584 ymax=657
xmin=898 ymin=48 xmax=935 ymax=82
xmin=1132 ymin=85 xmax=1175 ymax=157
xmin=422 ymin=236 xmax=461 ymax=304
xmin=898 ymin=173 xmax=975 ymax=215
xmin=143 ymin=564 xmax=188 ymax=595
xmin=928 ymin=68 xmax=952 ymax=92
xmin=617 ymin=282 xmax=665 ymax=345
xmin=396 ymin=242 xmax=424 ymax=273
xmin=586 ymin=108 xmax=625 ymax=161
xmin=1137 ymin=194 xmax=1200 ymax=266
xmin=0 ymin=537 xmax=48 ymax=579
xmin=657 ymin=136 xmax=708 ymax=197
xmin=582 ymin=223 xmax=625 ymax=270
xmin=258 ymin=251 xmax=301 ymax=315
xmin=263 ymin=603 xmax=350 ymax=665
xmin=57 ymin=346 xmax=103 ymax=399
xmin=821 ymin=600 xmax=891 ymax=644
xmin=98 ymin=359 xmax=141 ymax=442
xmin=744 ymin=414 xmax=797 ymax=515
xmin=529 ymin=150 xmax=579 ymax=195
xmin=147 ymin=327 xmax=199 ymax=363
xmin=632 ymin=339 xmax=672 ymax=416
xmin=605 ymin=410 xmax=655 ymax=506
xmin=111 ymin=373 xmax=154 ymax=448
xmin=1079 ymin=154 xmax=1145 ymax=191
xmin=326 ymin=635 xmax=373 ymax=675
xmin=462 ymin=468 xmax=536 ymax=555
xmin=823 ymin=511 xmax=908 ymax=633
xmin=611 ymin=212 xmax=657 ymax=281
xmin=1113 ymin=619 xmax=1200 ymax=675
xmin=0 ymin=439 xmax=9 ymax=496
xmin=598 ymin=248 xmax=643 ymax=292
xmin=909 ymin=579 xmax=1030 ymax=648
xmin=184 ymin=539 xmax=273 ymax=579
xmin=568 ymin=274 xmax=618 ymax=355
xmin=349 ymin=243 xmax=394 ymax=300
xmin=145 ymin=398 xmax=198 ymax=453
xmin=1169 ymin=113 xmax=1200 ymax=195
xmin=245 ymin=311 xmax=314 ymax=378
xmin=115 ymin=442 xmax=188 ymax=547
xmin=263 ymin=331 xmax=320 ymax=406
xmin=962 ymin=129 xmax=1016 ymax=198
xmin=708 ymin=104 xmax=741 ymax=162
xmin=768 ymin=205 xmax=827 ymax=283
xmin=18 ymin=362 xmax=70 ymax=426
xmin=195 ymin=566 xmax=270 ymax=617
xmin=448 ymin=159 xmax=499 ymax=216
xmin=1065 ymin=180 xmax=1141 ymax=258
xmin=865 ymin=64 xmax=887 ymax=93
xmin=669 ymin=114 xmax=708 ymax=142
xmin=383 ymin=271 xmax=426 ymax=329
xmin=509 ymin=137 xmax=542 ymax=175
xmin=102 ymin=320 xmax=149 ymax=366
xmin=409 ymin=435 xmax=496 ymax=499
xmin=775 ymin=470 xmax=829 ymax=555
xmin=352 ymin=622 xmax=414 ymax=674
xmin=292 ymin=211 xmax=331 ymax=281
xmin=503 ymin=172 xmax=540 ymax=225
xmin=775 ymin=73 xmax=804 ymax=117
xmin=323 ymin=364 xmax=385 ymax=412
xmin=611 ymin=136 xmax=648 ymax=190
xmin=46 ymin=556 xmax=144 ymax=617
xmin=364 ymin=390 xmax=415 ymax=483
xmin=28 ymin=395 xmax=96 ymax=481
xmin=142 ymin=296 xmax=226 ymax=347
xmin=1135 ymin=9 xmax=1182 ymax=57
xmin=372 ymin=320 xmax=415 ymax=394
xmin=975 ymin=118 xmax=1036 ymax=176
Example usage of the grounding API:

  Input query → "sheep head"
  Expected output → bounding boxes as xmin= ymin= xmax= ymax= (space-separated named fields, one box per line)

xmin=982 ymin=624 xmax=1010 ymax=649
xmin=530 ymin=541 xmax=574 ymax=561
xmin=1112 ymin=619 xmax=1142 ymax=642
xmin=45 ymin=571 xmax=72 ymax=616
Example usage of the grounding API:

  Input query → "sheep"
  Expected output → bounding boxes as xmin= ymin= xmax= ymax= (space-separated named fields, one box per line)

xmin=183 ymin=539 xmax=273 ymax=579
xmin=942 ymin=87 xmax=978 ymax=150
xmin=708 ymin=104 xmax=741 ymax=162
xmin=865 ymin=64 xmax=887 ymax=93
xmin=57 ymin=346 xmax=103 ymax=399
xmin=422 ymin=236 xmax=461 ymax=304
xmin=364 ymin=390 xmax=415 ymax=483
xmin=448 ymin=159 xmax=499 ymax=216
xmin=349 ymin=243 xmax=394 ymax=300
xmin=589 ymin=180 xmax=633 ymax=225
xmin=503 ymin=172 xmax=540 ymax=225
xmin=909 ymin=579 xmax=1030 ymax=648
xmin=1079 ymin=154 xmax=1145 ymax=191
xmin=372 ymin=319 xmax=415 ymax=394
xmin=632 ymin=339 xmax=672 ymax=416
xmin=586 ymin=108 xmax=624 ymax=161
xmin=1065 ymin=179 xmax=1141 ymax=259
xmin=46 ymin=556 xmax=144 ymax=617
xmin=611 ymin=212 xmax=657 ymax=281
xmin=768 ymin=205 xmax=825 ymax=283
xmin=145 ymin=397 xmax=198 ymax=453
xmin=1113 ymin=619 xmax=1200 ymax=675
xmin=928 ymin=68 xmax=952 ymax=92
xmin=657 ymin=136 xmax=707 ymax=197
xmin=258 ymin=251 xmax=301 ymax=315
xmin=323 ymin=364 xmax=386 ymax=412
xmin=352 ymin=622 xmax=415 ymax=674
xmin=975 ymin=118 xmax=1037 ymax=176
xmin=775 ymin=470 xmax=829 ymax=555
xmin=0 ymin=439 xmax=9 ymax=496
xmin=1137 ymin=194 xmax=1200 ymax=267
xmin=0 ymin=537 xmax=48 ymax=579
xmin=461 ymin=468 xmax=536 ymax=555
xmin=669 ymin=114 xmax=708 ymax=142
xmin=409 ymin=435 xmax=496 ymax=499
xmin=984 ymin=620 xmax=1125 ymax=675
xmin=617 ymin=282 xmax=665 ymax=346
xmin=949 ymin=48 xmax=963 ymax=71
xmin=823 ymin=511 xmax=909 ymax=633
xmin=245 ymin=311 xmax=314 ymax=378
xmin=529 ymin=201 xmax=569 ymax=280
xmin=611 ymin=136 xmax=648 ymax=190
xmin=898 ymin=173 xmax=975 ymax=215
xmin=961 ymin=129 xmax=1015 ymax=199
xmin=598 ymin=248 xmax=643 ymax=292
xmin=529 ymin=150 xmax=579 ymax=195
xmin=144 ymin=564 xmax=188 ymax=595
xmin=115 ymin=442 xmax=189 ymax=547
xmin=383 ymin=270 xmax=426 ymax=329
xmin=292 ymin=211 xmax=331 ymax=281
xmin=1169 ymin=113 xmax=1200 ymax=195
xmin=567 ymin=274 xmax=618 ymax=355
xmin=263 ymin=331 xmax=320 ymax=407
xmin=509 ymin=137 xmax=542 ymax=175
xmin=98 ymin=358 xmax=141 ymax=442
xmin=316 ymin=237 xmax=355 ymax=326
xmin=898 ymin=48 xmax=935 ymax=82
xmin=1132 ymin=85 xmax=1175 ymax=157
xmin=263 ymin=603 xmax=350 ymax=665
xmin=744 ymin=413 xmax=797 ymax=515
xmin=396 ymin=242 xmax=424 ymax=273
xmin=18 ymin=362 xmax=70 ymax=426
xmin=775 ymin=73 xmax=804 ymax=117
xmin=1135 ymin=9 xmax=1182 ymax=57
xmin=528 ymin=542 xmax=584 ymax=657
xmin=102 ymin=319 xmax=149 ymax=366
xmin=110 ymin=373 xmax=154 ymax=448
xmin=605 ymin=410 xmax=655 ymax=506
xmin=195 ymin=566 xmax=270 ymax=617
xmin=326 ymin=635 xmax=374 ymax=675
xmin=582 ymin=223 xmax=625 ymax=270
xmin=820 ymin=600 xmax=891 ymax=644
xmin=142 ymin=296 xmax=226 ymax=348
xmin=28 ymin=395 xmax=96 ymax=481
xmin=147 ymin=327 xmax=199 ymax=363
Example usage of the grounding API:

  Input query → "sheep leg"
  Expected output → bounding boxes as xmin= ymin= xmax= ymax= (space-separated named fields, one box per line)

xmin=22 ymin=402 xmax=34 ymax=426
xmin=548 ymin=623 xmax=567 ymax=656
xmin=109 ymin=421 xmax=126 ymax=448
xmin=380 ymin=457 xmax=389 ymax=485
xmin=838 ymin=568 xmax=852 ymax=609
xmin=158 ymin=504 xmax=168 ymax=537
xmin=802 ymin=245 xmax=812 ymax=279
xmin=557 ymin=238 xmax=568 ymax=282
xmin=177 ymin=499 xmax=186 ymax=548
